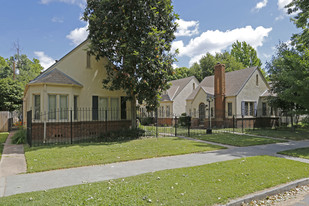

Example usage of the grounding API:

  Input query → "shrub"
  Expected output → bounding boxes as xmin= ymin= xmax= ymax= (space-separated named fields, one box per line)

xmin=179 ymin=113 xmax=191 ymax=127
xmin=12 ymin=129 xmax=27 ymax=144
xmin=140 ymin=117 xmax=155 ymax=126
xmin=100 ymin=128 xmax=145 ymax=142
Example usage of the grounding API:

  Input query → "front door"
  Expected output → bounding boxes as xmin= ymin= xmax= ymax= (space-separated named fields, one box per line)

xmin=199 ymin=103 xmax=206 ymax=120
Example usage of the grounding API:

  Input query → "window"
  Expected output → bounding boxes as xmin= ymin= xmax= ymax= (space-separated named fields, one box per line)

xmin=111 ymin=98 xmax=119 ymax=120
xmin=242 ymin=101 xmax=256 ymax=116
xmin=74 ymin=96 xmax=78 ymax=120
xmin=256 ymin=74 xmax=259 ymax=86
xmin=211 ymin=107 xmax=214 ymax=117
xmin=48 ymin=95 xmax=57 ymax=120
xmin=34 ymin=95 xmax=40 ymax=120
xmin=166 ymin=106 xmax=170 ymax=117
xmin=161 ymin=106 xmax=164 ymax=118
xmin=262 ymin=102 xmax=267 ymax=116
xmin=193 ymin=108 xmax=196 ymax=118
xmin=86 ymin=51 xmax=91 ymax=68
xmin=60 ymin=95 xmax=68 ymax=120
xmin=189 ymin=109 xmax=192 ymax=116
xmin=228 ymin=102 xmax=232 ymax=116
xmin=193 ymin=83 xmax=195 ymax=90
xmin=121 ymin=97 xmax=127 ymax=120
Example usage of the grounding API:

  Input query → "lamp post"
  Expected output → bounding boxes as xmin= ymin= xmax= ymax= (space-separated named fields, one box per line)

xmin=206 ymin=94 xmax=214 ymax=134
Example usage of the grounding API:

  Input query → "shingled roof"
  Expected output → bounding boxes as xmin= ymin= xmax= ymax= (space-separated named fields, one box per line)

xmin=200 ymin=66 xmax=258 ymax=96
xmin=187 ymin=67 xmax=260 ymax=100
xmin=162 ymin=76 xmax=198 ymax=102
xmin=29 ymin=68 xmax=83 ymax=87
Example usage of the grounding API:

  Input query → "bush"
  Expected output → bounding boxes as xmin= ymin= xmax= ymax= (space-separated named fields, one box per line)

xmin=179 ymin=113 xmax=191 ymax=127
xmin=100 ymin=128 xmax=145 ymax=142
xmin=12 ymin=129 xmax=27 ymax=144
xmin=140 ymin=117 xmax=155 ymax=126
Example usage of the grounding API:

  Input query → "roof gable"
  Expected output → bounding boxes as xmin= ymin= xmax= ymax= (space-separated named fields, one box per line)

xmin=29 ymin=68 xmax=83 ymax=87
xmin=200 ymin=66 xmax=257 ymax=96
xmin=164 ymin=76 xmax=198 ymax=101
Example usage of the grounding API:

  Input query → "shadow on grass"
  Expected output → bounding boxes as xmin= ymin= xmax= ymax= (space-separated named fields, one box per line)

xmin=246 ymin=127 xmax=309 ymax=140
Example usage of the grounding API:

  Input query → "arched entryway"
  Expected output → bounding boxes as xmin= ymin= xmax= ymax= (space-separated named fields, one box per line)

xmin=199 ymin=103 xmax=206 ymax=120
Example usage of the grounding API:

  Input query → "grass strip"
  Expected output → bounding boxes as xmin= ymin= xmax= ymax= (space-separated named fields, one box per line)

xmin=278 ymin=147 xmax=309 ymax=159
xmin=1 ymin=156 xmax=309 ymax=205
xmin=245 ymin=128 xmax=309 ymax=140
xmin=25 ymin=137 xmax=225 ymax=173
xmin=0 ymin=132 xmax=9 ymax=159
xmin=193 ymin=132 xmax=285 ymax=147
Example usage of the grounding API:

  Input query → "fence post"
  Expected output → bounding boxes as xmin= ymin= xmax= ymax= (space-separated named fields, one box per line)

xmin=155 ymin=109 xmax=158 ymax=138
xmin=174 ymin=116 xmax=177 ymax=137
xmin=187 ymin=116 xmax=191 ymax=137
xmin=242 ymin=115 xmax=244 ymax=133
xmin=27 ymin=110 xmax=32 ymax=147
xmin=233 ymin=115 xmax=235 ymax=133
xmin=105 ymin=110 xmax=108 ymax=134
xmin=70 ymin=109 xmax=73 ymax=144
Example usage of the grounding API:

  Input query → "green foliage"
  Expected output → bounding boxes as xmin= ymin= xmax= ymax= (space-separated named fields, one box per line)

xmin=0 ymin=54 xmax=43 ymax=111
xmin=140 ymin=117 xmax=155 ymax=126
xmin=178 ymin=113 xmax=191 ymax=127
xmin=0 ymin=78 xmax=23 ymax=111
xmin=83 ymin=0 xmax=178 ymax=111
xmin=12 ymin=129 xmax=27 ymax=144
xmin=168 ymin=67 xmax=190 ymax=81
xmin=286 ymin=0 xmax=309 ymax=50
xmin=0 ymin=132 xmax=9 ymax=159
xmin=1 ymin=156 xmax=309 ymax=205
xmin=231 ymin=40 xmax=262 ymax=68
xmin=267 ymin=42 xmax=309 ymax=114
xmin=100 ymin=128 xmax=145 ymax=142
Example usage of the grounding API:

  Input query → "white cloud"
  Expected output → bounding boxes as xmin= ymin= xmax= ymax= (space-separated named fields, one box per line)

xmin=66 ymin=24 xmax=88 ymax=45
xmin=40 ymin=0 xmax=86 ymax=8
xmin=51 ymin=17 xmax=64 ymax=23
xmin=254 ymin=0 xmax=268 ymax=11
xmin=278 ymin=0 xmax=292 ymax=11
xmin=172 ymin=63 xmax=178 ymax=69
xmin=172 ymin=26 xmax=272 ymax=66
xmin=34 ymin=51 xmax=55 ymax=70
xmin=175 ymin=19 xmax=199 ymax=37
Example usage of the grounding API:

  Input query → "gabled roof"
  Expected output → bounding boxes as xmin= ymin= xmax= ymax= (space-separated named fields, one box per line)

xmin=162 ymin=76 xmax=198 ymax=101
xmin=29 ymin=68 xmax=83 ymax=87
xmin=200 ymin=66 xmax=258 ymax=96
xmin=186 ymin=86 xmax=214 ymax=100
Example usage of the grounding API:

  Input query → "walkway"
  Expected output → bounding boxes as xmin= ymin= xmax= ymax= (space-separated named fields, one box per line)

xmin=1 ymin=131 xmax=309 ymax=206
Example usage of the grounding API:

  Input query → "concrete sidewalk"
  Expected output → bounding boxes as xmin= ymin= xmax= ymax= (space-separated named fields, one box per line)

xmin=2 ymin=139 xmax=309 ymax=197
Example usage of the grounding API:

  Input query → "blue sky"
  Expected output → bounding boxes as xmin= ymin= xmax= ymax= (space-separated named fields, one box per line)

xmin=0 ymin=0 xmax=299 ymax=70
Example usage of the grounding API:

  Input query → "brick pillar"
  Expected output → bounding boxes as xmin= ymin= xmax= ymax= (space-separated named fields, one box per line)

xmin=214 ymin=63 xmax=225 ymax=122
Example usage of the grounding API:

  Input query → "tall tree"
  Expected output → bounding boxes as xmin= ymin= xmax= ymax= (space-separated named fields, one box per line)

xmin=286 ymin=0 xmax=309 ymax=49
xmin=168 ymin=67 xmax=190 ymax=81
xmin=231 ymin=41 xmax=262 ymax=68
xmin=0 ymin=78 xmax=23 ymax=111
xmin=84 ymin=0 xmax=178 ymax=127
xmin=267 ymin=42 xmax=309 ymax=114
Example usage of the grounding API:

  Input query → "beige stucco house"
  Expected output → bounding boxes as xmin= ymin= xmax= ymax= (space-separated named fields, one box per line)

xmin=186 ymin=64 xmax=276 ymax=128
xmin=23 ymin=40 xmax=132 ymax=144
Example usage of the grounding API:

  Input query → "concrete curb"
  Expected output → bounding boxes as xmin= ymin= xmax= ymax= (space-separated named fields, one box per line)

xmin=226 ymin=178 xmax=309 ymax=206
xmin=0 ymin=177 xmax=6 ymax=197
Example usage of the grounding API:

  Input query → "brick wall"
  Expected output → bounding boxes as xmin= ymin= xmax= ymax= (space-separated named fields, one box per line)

xmin=31 ymin=120 xmax=131 ymax=144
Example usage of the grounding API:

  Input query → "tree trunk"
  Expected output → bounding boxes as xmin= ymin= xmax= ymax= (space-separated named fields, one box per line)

xmin=131 ymin=95 xmax=137 ymax=129
xmin=291 ymin=114 xmax=295 ymax=131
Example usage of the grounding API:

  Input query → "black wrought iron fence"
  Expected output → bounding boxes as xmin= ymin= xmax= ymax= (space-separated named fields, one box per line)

xmin=27 ymin=108 xmax=132 ymax=146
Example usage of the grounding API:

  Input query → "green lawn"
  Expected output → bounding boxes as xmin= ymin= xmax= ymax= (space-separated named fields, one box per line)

xmin=1 ymin=156 xmax=308 ymax=205
xmin=25 ymin=137 xmax=225 ymax=173
xmin=245 ymin=128 xmax=309 ymax=140
xmin=278 ymin=147 xmax=309 ymax=159
xmin=0 ymin=132 xmax=9 ymax=159
xmin=192 ymin=132 xmax=286 ymax=147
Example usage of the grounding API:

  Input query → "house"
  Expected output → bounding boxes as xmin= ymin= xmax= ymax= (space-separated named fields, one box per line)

xmin=186 ymin=63 xmax=278 ymax=128
xmin=23 ymin=40 xmax=132 ymax=144
xmin=139 ymin=76 xmax=199 ymax=125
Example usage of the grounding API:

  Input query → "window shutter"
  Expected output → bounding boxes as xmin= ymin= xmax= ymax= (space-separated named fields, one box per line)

xmin=92 ymin=96 xmax=98 ymax=120
xmin=241 ymin=101 xmax=245 ymax=116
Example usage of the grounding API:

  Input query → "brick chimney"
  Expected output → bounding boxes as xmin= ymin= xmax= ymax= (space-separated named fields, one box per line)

xmin=214 ymin=63 xmax=225 ymax=121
